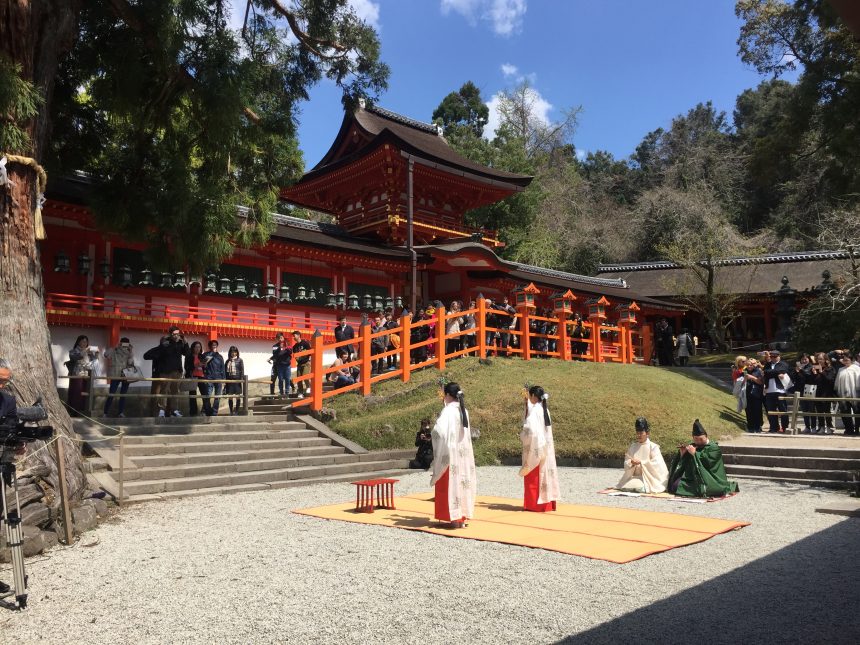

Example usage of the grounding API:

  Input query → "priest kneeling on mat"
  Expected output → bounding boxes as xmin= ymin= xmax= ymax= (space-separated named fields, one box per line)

xmin=519 ymin=385 xmax=560 ymax=511
xmin=615 ymin=417 xmax=669 ymax=494
xmin=430 ymin=382 xmax=477 ymax=528
xmin=668 ymin=420 xmax=739 ymax=498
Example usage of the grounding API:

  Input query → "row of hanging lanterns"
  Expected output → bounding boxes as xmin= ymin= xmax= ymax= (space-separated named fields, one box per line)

xmin=54 ymin=251 xmax=402 ymax=310
xmin=53 ymin=251 xmax=111 ymax=278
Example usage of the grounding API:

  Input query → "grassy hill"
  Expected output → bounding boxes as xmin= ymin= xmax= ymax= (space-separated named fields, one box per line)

xmin=325 ymin=357 xmax=744 ymax=465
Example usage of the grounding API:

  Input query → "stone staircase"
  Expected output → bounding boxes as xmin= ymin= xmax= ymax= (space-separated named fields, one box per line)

xmin=76 ymin=414 xmax=412 ymax=505
xmin=722 ymin=443 xmax=860 ymax=489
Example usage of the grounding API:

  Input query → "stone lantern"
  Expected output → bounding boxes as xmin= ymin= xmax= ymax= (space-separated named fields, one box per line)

xmin=513 ymin=282 xmax=540 ymax=308
xmin=586 ymin=295 xmax=610 ymax=322
xmin=774 ymin=275 xmax=796 ymax=350
xmin=552 ymin=289 xmax=576 ymax=316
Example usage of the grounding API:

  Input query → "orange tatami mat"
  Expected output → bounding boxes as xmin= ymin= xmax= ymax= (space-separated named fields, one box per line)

xmin=293 ymin=493 xmax=749 ymax=564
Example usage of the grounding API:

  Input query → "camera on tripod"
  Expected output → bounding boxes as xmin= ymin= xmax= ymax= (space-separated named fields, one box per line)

xmin=1 ymin=396 xmax=53 ymax=610
xmin=0 ymin=397 xmax=54 ymax=456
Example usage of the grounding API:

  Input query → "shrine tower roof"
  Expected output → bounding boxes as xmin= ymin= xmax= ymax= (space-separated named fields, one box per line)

xmin=290 ymin=102 xmax=533 ymax=190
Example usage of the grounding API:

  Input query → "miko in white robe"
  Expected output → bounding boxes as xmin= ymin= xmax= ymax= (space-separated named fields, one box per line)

xmin=519 ymin=400 xmax=560 ymax=511
xmin=430 ymin=400 xmax=477 ymax=524
xmin=615 ymin=437 xmax=669 ymax=494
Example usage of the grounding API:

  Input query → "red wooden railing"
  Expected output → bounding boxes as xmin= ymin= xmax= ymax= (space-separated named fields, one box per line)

xmin=45 ymin=294 xmax=642 ymax=413
xmin=282 ymin=302 xmax=641 ymax=412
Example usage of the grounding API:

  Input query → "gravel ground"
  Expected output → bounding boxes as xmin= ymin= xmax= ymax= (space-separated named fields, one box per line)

xmin=2 ymin=467 xmax=857 ymax=644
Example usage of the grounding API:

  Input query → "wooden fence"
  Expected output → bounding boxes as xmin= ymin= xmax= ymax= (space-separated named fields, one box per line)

xmin=59 ymin=299 xmax=644 ymax=415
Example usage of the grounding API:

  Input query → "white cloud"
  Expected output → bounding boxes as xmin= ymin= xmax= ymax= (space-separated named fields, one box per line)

xmin=487 ymin=0 xmax=527 ymax=36
xmin=350 ymin=0 xmax=381 ymax=30
xmin=500 ymin=63 xmax=518 ymax=77
xmin=483 ymin=85 xmax=552 ymax=139
xmin=441 ymin=0 xmax=527 ymax=36
xmin=575 ymin=149 xmax=587 ymax=161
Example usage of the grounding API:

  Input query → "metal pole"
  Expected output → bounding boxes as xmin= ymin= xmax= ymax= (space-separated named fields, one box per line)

xmin=407 ymin=155 xmax=417 ymax=314
xmin=118 ymin=433 xmax=125 ymax=507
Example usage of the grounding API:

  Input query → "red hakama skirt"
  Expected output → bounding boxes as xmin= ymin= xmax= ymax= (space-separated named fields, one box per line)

xmin=524 ymin=465 xmax=556 ymax=512
xmin=434 ymin=468 xmax=466 ymax=522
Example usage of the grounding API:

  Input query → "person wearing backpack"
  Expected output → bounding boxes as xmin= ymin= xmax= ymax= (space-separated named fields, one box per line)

xmin=676 ymin=328 xmax=694 ymax=367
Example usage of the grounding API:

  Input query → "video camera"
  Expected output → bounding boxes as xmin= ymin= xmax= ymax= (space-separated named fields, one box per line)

xmin=0 ymin=397 xmax=54 ymax=461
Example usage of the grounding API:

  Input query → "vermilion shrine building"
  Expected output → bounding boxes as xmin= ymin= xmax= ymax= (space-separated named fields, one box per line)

xmin=41 ymin=103 xmax=679 ymax=380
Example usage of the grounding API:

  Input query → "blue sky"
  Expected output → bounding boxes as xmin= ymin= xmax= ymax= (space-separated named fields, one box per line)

xmin=237 ymin=1 xmax=795 ymax=170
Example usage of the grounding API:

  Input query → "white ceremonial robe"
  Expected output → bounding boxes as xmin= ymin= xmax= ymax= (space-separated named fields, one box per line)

xmin=615 ymin=438 xmax=669 ymax=494
xmin=430 ymin=401 xmax=477 ymax=520
xmin=518 ymin=401 xmax=561 ymax=505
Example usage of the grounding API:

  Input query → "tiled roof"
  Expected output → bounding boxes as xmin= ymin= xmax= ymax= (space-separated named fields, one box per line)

xmin=508 ymin=262 xmax=628 ymax=288
xmin=597 ymin=250 xmax=854 ymax=273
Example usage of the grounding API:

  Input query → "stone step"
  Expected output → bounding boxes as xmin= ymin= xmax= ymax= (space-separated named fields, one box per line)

xmin=120 ymin=458 xmax=410 ymax=496
xmin=124 ymin=437 xmax=333 ymax=456
xmin=722 ymin=445 xmax=860 ymax=460
xmin=115 ymin=420 xmax=309 ymax=436
xmin=723 ymin=454 xmax=860 ymax=470
xmin=92 ymin=414 xmax=297 ymax=427
xmin=122 ymin=429 xmax=319 ymax=444
xmin=725 ymin=464 xmax=853 ymax=482
xmin=123 ymin=468 xmax=413 ymax=505
xmin=724 ymin=473 xmax=851 ymax=490
xmin=117 ymin=452 xmax=367 ymax=481
xmin=130 ymin=445 xmax=346 ymax=468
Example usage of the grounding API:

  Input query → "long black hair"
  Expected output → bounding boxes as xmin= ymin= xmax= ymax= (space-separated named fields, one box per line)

xmin=443 ymin=381 xmax=468 ymax=429
xmin=228 ymin=345 xmax=240 ymax=358
xmin=528 ymin=385 xmax=551 ymax=426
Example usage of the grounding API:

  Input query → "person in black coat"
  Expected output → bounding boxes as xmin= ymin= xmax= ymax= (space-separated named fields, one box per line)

xmin=762 ymin=349 xmax=791 ymax=433
xmin=144 ymin=325 xmax=189 ymax=417
xmin=655 ymin=319 xmax=674 ymax=366
xmin=811 ymin=352 xmax=836 ymax=434
xmin=201 ymin=339 xmax=225 ymax=416
xmin=409 ymin=418 xmax=434 ymax=469
xmin=334 ymin=315 xmax=355 ymax=359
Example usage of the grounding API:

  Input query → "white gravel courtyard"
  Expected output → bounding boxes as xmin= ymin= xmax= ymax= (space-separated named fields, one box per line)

xmin=2 ymin=466 xmax=857 ymax=644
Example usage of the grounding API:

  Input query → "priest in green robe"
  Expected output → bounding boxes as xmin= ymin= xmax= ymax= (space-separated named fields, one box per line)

xmin=668 ymin=420 xmax=739 ymax=498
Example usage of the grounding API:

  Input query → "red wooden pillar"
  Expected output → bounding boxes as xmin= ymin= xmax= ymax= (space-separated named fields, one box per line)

xmin=519 ymin=306 xmax=531 ymax=361
xmin=436 ymin=306 xmax=447 ymax=371
xmin=558 ymin=312 xmax=570 ymax=361
xmin=311 ymin=330 xmax=324 ymax=412
xmin=400 ymin=314 xmax=412 ymax=383
xmin=477 ymin=297 xmax=487 ymax=359
xmin=763 ymin=303 xmax=773 ymax=343
xmin=592 ymin=321 xmax=603 ymax=363
xmin=360 ymin=320 xmax=372 ymax=396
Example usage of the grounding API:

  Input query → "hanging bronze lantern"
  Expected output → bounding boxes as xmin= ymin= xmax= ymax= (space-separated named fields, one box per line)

xmin=138 ymin=268 xmax=154 ymax=287
xmin=266 ymin=282 xmax=276 ymax=300
xmin=308 ymin=286 xmax=317 ymax=301
xmin=159 ymin=272 xmax=173 ymax=289
xmin=77 ymin=252 xmax=91 ymax=275
xmin=219 ymin=276 xmax=232 ymax=295
xmin=362 ymin=293 xmax=373 ymax=310
xmin=384 ymin=296 xmax=393 ymax=310
xmin=279 ymin=285 xmax=292 ymax=303
xmin=348 ymin=293 xmax=360 ymax=309
xmin=174 ymin=271 xmax=187 ymax=290
xmin=326 ymin=291 xmax=337 ymax=307
xmin=54 ymin=250 xmax=71 ymax=273
xmin=117 ymin=265 xmax=133 ymax=287
xmin=373 ymin=294 xmax=384 ymax=311
xmin=234 ymin=276 xmax=248 ymax=297
xmin=204 ymin=273 xmax=218 ymax=293
xmin=337 ymin=292 xmax=346 ymax=308
xmin=99 ymin=257 xmax=111 ymax=280
xmin=249 ymin=282 xmax=261 ymax=299
xmin=296 ymin=284 xmax=307 ymax=300
xmin=395 ymin=295 xmax=403 ymax=309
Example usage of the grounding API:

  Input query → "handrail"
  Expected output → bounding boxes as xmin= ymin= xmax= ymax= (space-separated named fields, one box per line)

xmin=55 ymin=298 xmax=644 ymax=415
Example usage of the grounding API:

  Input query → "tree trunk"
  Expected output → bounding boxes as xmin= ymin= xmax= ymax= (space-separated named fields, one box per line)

xmin=1 ymin=1 xmax=87 ymax=504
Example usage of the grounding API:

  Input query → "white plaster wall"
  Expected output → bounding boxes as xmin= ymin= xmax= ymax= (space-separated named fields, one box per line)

xmin=48 ymin=326 xmax=338 ymax=387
